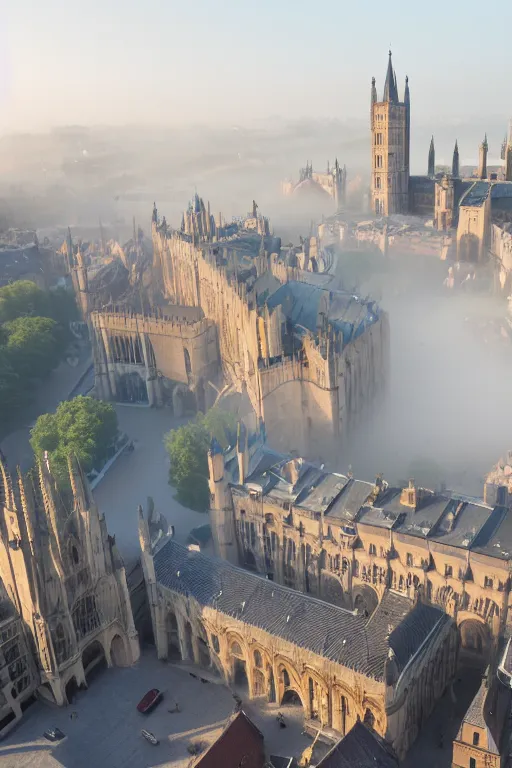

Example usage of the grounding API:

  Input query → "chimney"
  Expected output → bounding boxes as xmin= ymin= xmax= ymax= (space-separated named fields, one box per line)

xmin=400 ymin=479 xmax=417 ymax=508
xmin=283 ymin=458 xmax=301 ymax=486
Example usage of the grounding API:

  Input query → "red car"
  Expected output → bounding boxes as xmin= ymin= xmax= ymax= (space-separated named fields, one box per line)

xmin=137 ymin=688 xmax=163 ymax=714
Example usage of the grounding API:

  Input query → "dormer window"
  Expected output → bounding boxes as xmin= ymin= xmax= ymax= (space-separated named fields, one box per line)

xmin=445 ymin=564 xmax=453 ymax=578
xmin=406 ymin=553 xmax=413 ymax=567
xmin=369 ymin=544 xmax=377 ymax=556
xmin=484 ymin=576 xmax=493 ymax=589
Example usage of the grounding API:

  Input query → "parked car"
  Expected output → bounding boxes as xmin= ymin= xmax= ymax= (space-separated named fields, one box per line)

xmin=137 ymin=688 xmax=163 ymax=714
xmin=43 ymin=728 xmax=66 ymax=742
xmin=141 ymin=729 xmax=159 ymax=746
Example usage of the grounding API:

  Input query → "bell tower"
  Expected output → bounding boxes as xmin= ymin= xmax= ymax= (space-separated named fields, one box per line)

xmin=370 ymin=51 xmax=410 ymax=216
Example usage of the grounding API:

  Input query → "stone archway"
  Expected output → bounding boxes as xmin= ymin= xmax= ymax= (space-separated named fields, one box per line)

xmin=458 ymin=618 xmax=490 ymax=667
xmin=353 ymin=585 xmax=379 ymax=618
xmin=281 ymin=689 xmax=303 ymax=707
xmin=65 ymin=676 xmax=79 ymax=704
xmin=117 ymin=372 xmax=148 ymax=404
xmin=229 ymin=639 xmax=248 ymax=691
xmin=82 ymin=640 xmax=107 ymax=683
xmin=110 ymin=634 xmax=128 ymax=667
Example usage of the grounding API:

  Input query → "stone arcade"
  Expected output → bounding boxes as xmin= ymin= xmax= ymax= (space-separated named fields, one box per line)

xmin=139 ymin=523 xmax=457 ymax=760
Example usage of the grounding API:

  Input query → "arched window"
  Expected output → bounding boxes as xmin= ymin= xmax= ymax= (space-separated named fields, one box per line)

xmin=184 ymin=348 xmax=192 ymax=375
xmin=231 ymin=641 xmax=243 ymax=658
xmin=282 ymin=668 xmax=290 ymax=688
xmin=211 ymin=635 xmax=220 ymax=654
xmin=254 ymin=650 xmax=262 ymax=668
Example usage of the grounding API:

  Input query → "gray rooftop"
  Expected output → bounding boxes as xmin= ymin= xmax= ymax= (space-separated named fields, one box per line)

xmin=317 ymin=721 xmax=398 ymax=768
xmin=154 ymin=541 xmax=447 ymax=682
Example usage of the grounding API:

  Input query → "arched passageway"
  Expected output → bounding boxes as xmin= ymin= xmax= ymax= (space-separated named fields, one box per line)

xmin=281 ymin=689 xmax=303 ymax=707
xmin=82 ymin=640 xmax=107 ymax=684
xmin=65 ymin=676 xmax=79 ymax=704
xmin=110 ymin=634 xmax=128 ymax=667
xmin=458 ymin=619 xmax=490 ymax=668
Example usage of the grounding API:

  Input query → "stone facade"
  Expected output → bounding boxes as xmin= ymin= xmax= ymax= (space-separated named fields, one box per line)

xmin=207 ymin=431 xmax=512 ymax=672
xmin=87 ymin=197 xmax=388 ymax=459
xmin=0 ymin=454 xmax=139 ymax=736
xmin=452 ymin=676 xmax=510 ymax=768
xmin=370 ymin=52 xmax=410 ymax=216
xmin=139 ymin=528 xmax=457 ymax=760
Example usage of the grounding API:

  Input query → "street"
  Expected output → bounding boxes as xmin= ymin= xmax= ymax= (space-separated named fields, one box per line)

xmin=93 ymin=405 xmax=206 ymax=569
xmin=0 ymin=652 xmax=314 ymax=768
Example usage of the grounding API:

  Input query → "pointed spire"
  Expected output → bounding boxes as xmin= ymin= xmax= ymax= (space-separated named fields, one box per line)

xmin=404 ymin=75 xmax=410 ymax=105
xmin=428 ymin=136 xmax=435 ymax=177
xmin=371 ymin=76 xmax=377 ymax=108
xmin=483 ymin=133 xmax=488 ymax=150
xmin=452 ymin=140 xmax=460 ymax=178
xmin=383 ymin=51 xmax=398 ymax=103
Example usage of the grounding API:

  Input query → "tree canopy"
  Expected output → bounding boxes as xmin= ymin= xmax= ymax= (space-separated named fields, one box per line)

xmin=164 ymin=407 xmax=237 ymax=512
xmin=0 ymin=280 xmax=78 ymax=435
xmin=30 ymin=396 xmax=118 ymax=487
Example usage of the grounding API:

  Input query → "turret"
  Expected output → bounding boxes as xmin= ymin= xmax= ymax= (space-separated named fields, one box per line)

xmin=478 ymin=134 xmax=488 ymax=180
xmin=452 ymin=140 xmax=460 ymax=178
xmin=371 ymin=76 xmax=377 ymax=111
xmin=404 ymin=76 xmax=410 ymax=171
xmin=207 ymin=439 xmax=237 ymax=564
xmin=505 ymin=121 xmax=512 ymax=182
xmin=428 ymin=136 xmax=435 ymax=177
xmin=383 ymin=50 xmax=398 ymax=103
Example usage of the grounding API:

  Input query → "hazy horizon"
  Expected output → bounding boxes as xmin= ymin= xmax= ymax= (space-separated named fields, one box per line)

xmin=3 ymin=0 xmax=511 ymax=143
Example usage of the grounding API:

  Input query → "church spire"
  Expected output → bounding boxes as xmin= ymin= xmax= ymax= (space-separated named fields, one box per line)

xmin=371 ymin=76 xmax=377 ymax=108
xmin=452 ymin=140 xmax=460 ymax=178
xmin=404 ymin=75 xmax=410 ymax=105
xmin=428 ymin=136 xmax=435 ymax=177
xmin=383 ymin=50 xmax=398 ymax=103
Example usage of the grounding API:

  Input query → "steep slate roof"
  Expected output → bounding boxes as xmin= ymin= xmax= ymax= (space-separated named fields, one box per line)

xmin=265 ymin=281 xmax=380 ymax=347
xmin=316 ymin=721 xmax=399 ymax=768
xmin=192 ymin=710 xmax=264 ymax=768
xmin=154 ymin=541 xmax=447 ymax=682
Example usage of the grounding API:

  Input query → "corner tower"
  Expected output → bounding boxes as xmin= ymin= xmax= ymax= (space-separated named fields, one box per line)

xmin=371 ymin=51 xmax=410 ymax=216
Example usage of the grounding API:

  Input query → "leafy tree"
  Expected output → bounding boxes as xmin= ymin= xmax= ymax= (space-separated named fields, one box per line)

xmin=0 ymin=280 xmax=48 ymax=323
xmin=5 ymin=316 xmax=62 ymax=380
xmin=30 ymin=396 xmax=118 ymax=486
xmin=0 ymin=347 xmax=29 ymax=430
xmin=164 ymin=407 xmax=237 ymax=512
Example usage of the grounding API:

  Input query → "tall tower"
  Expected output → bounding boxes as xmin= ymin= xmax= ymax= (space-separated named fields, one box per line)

xmin=478 ymin=134 xmax=488 ymax=180
xmin=428 ymin=136 xmax=435 ymax=177
xmin=505 ymin=121 xmax=512 ymax=182
xmin=370 ymin=51 xmax=410 ymax=216
xmin=452 ymin=140 xmax=460 ymax=178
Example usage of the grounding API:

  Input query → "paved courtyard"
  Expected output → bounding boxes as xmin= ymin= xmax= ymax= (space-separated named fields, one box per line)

xmin=93 ymin=405 xmax=206 ymax=570
xmin=0 ymin=652 xmax=313 ymax=768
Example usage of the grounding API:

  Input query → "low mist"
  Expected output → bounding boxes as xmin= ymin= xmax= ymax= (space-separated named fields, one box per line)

xmin=0 ymin=119 xmax=509 ymax=498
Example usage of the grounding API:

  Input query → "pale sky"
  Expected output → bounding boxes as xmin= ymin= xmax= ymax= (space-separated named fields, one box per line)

xmin=2 ymin=0 xmax=511 ymax=134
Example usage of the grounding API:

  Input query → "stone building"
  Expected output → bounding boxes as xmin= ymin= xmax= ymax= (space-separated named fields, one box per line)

xmin=86 ymin=197 xmax=388 ymax=458
xmin=207 ymin=427 xmax=512 ymax=669
xmin=452 ymin=676 xmax=510 ymax=768
xmin=139 ymin=525 xmax=457 ymax=759
xmin=370 ymin=52 xmax=512 ymax=269
xmin=0 ymin=453 xmax=139 ymax=737
xmin=282 ymin=160 xmax=347 ymax=211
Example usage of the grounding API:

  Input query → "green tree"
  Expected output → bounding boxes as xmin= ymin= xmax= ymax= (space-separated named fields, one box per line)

xmin=0 ymin=280 xmax=49 ymax=323
xmin=5 ymin=316 xmax=63 ymax=380
xmin=0 ymin=347 xmax=29 ymax=431
xmin=30 ymin=396 xmax=118 ymax=486
xmin=164 ymin=407 xmax=237 ymax=512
